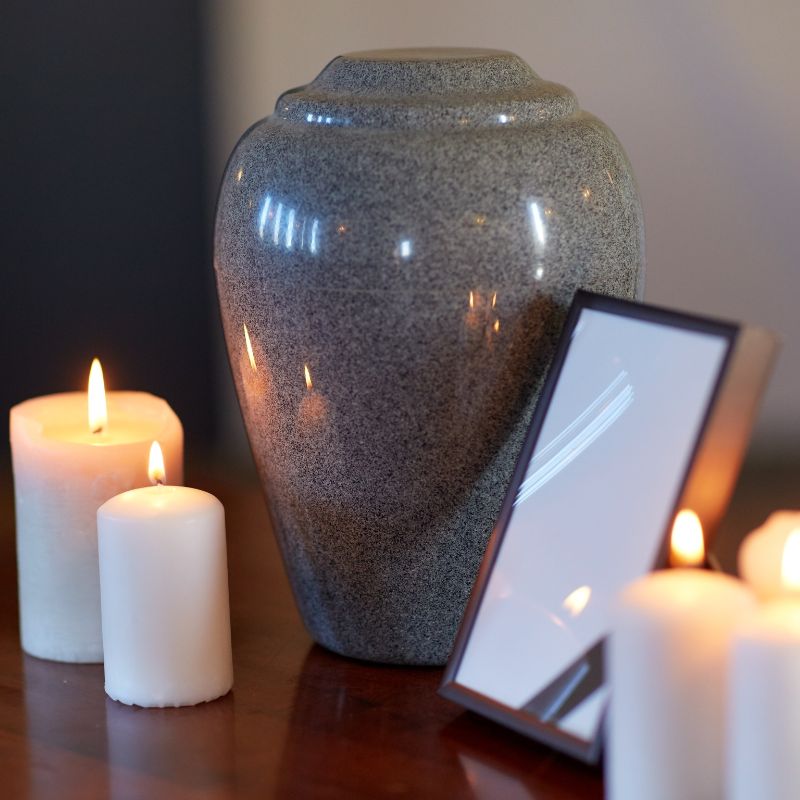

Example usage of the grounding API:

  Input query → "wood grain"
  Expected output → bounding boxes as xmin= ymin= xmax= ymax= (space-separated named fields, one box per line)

xmin=2 ymin=453 xmax=795 ymax=798
xmin=0 ymin=459 xmax=603 ymax=799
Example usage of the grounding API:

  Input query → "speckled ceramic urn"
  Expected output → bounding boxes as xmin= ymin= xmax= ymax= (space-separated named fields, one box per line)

xmin=214 ymin=48 xmax=644 ymax=665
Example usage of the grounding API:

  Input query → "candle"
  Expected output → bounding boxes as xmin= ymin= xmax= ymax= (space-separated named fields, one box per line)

xmin=739 ymin=511 xmax=800 ymax=600
xmin=728 ymin=532 xmax=800 ymax=799
xmin=97 ymin=442 xmax=233 ymax=707
xmin=606 ymin=511 xmax=756 ymax=800
xmin=10 ymin=360 xmax=182 ymax=662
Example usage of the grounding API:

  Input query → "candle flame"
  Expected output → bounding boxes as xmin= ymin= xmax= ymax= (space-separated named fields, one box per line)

xmin=469 ymin=291 xmax=474 ymax=310
xmin=670 ymin=509 xmax=705 ymax=568
xmin=491 ymin=292 xmax=497 ymax=309
xmin=88 ymin=358 xmax=108 ymax=434
xmin=781 ymin=530 xmax=800 ymax=591
xmin=493 ymin=319 xmax=500 ymax=333
xmin=243 ymin=323 xmax=257 ymax=372
xmin=148 ymin=441 xmax=166 ymax=486
xmin=562 ymin=585 xmax=591 ymax=617
xmin=304 ymin=364 xmax=313 ymax=391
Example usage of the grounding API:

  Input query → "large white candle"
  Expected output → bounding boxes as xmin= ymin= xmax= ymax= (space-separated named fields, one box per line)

xmin=739 ymin=511 xmax=800 ymax=600
xmin=10 ymin=360 xmax=183 ymax=662
xmin=606 ymin=511 xmax=757 ymax=800
xmin=97 ymin=442 xmax=233 ymax=707
xmin=728 ymin=531 xmax=800 ymax=800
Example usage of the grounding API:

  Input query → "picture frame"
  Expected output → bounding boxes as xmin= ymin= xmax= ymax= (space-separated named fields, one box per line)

xmin=440 ymin=290 xmax=778 ymax=763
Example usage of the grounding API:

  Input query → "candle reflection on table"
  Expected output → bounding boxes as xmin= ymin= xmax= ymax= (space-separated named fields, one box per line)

xmin=105 ymin=694 xmax=235 ymax=799
xmin=22 ymin=654 xmax=110 ymax=798
xmin=19 ymin=624 xmax=235 ymax=798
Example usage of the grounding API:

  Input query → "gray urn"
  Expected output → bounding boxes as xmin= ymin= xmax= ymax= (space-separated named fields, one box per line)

xmin=214 ymin=48 xmax=644 ymax=665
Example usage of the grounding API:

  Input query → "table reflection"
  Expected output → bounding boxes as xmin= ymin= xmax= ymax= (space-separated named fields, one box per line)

xmin=276 ymin=646 xmax=463 ymax=796
xmin=441 ymin=714 xmax=603 ymax=800
xmin=22 ymin=654 xmax=109 ymax=797
xmin=105 ymin=692 xmax=235 ymax=798
xmin=459 ymin=752 xmax=534 ymax=800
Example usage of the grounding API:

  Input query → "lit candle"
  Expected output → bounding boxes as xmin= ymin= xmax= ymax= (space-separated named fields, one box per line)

xmin=97 ymin=442 xmax=233 ymax=707
xmin=606 ymin=511 xmax=756 ymax=800
xmin=738 ymin=511 xmax=800 ymax=600
xmin=9 ymin=360 xmax=183 ymax=662
xmin=728 ymin=532 xmax=800 ymax=799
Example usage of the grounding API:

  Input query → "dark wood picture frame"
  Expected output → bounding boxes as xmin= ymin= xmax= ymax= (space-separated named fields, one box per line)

xmin=440 ymin=290 xmax=778 ymax=763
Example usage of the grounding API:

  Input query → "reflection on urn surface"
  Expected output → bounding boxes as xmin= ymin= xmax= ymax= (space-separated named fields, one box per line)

xmin=297 ymin=364 xmax=329 ymax=433
xmin=214 ymin=48 xmax=644 ymax=664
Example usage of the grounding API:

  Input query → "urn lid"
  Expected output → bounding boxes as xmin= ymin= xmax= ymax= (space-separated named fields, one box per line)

xmin=275 ymin=48 xmax=577 ymax=128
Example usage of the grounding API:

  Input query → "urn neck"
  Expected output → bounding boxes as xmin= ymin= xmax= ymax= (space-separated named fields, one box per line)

xmin=274 ymin=48 xmax=578 ymax=129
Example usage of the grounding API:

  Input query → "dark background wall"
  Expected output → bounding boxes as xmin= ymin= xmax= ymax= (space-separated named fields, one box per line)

xmin=1 ymin=2 xmax=216 ymax=460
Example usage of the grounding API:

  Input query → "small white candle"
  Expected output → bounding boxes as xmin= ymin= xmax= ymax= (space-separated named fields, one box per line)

xmin=739 ymin=511 xmax=800 ymax=600
xmin=728 ymin=532 xmax=800 ymax=800
xmin=10 ymin=360 xmax=183 ymax=662
xmin=607 ymin=511 xmax=756 ymax=800
xmin=97 ymin=442 xmax=233 ymax=707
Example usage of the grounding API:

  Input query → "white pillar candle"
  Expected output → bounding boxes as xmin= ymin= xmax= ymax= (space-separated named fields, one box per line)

xmin=606 ymin=511 xmax=757 ymax=800
xmin=728 ymin=530 xmax=800 ymax=800
xmin=97 ymin=443 xmax=233 ymax=707
xmin=727 ymin=601 xmax=800 ymax=800
xmin=739 ymin=511 xmax=800 ymax=600
xmin=10 ymin=360 xmax=182 ymax=662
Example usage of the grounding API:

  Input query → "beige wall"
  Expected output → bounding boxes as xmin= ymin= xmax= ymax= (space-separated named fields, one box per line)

xmin=208 ymin=0 xmax=800 ymax=455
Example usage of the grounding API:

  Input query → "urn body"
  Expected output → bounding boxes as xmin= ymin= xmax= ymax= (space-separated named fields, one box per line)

xmin=214 ymin=49 xmax=645 ymax=664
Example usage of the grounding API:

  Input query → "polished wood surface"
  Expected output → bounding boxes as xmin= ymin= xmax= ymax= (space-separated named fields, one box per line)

xmin=0 ymin=457 xmax=796 ymax=799
xmin=0 ymin=461 xmax=603 ymax=799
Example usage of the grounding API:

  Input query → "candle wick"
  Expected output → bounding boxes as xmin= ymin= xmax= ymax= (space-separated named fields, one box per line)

xmin=92 ymin=425 xmax=103 ymax=435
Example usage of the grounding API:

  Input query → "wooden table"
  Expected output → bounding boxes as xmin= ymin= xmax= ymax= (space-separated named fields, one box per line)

xmin=1 ymin=457 xmax=796 ymax=798
xmin=0 ymin=462 xmax=602 ymax=799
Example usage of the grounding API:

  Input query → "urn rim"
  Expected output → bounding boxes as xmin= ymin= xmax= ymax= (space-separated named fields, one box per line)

xmin=274 ymin=48 xmax=578 ymax=129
